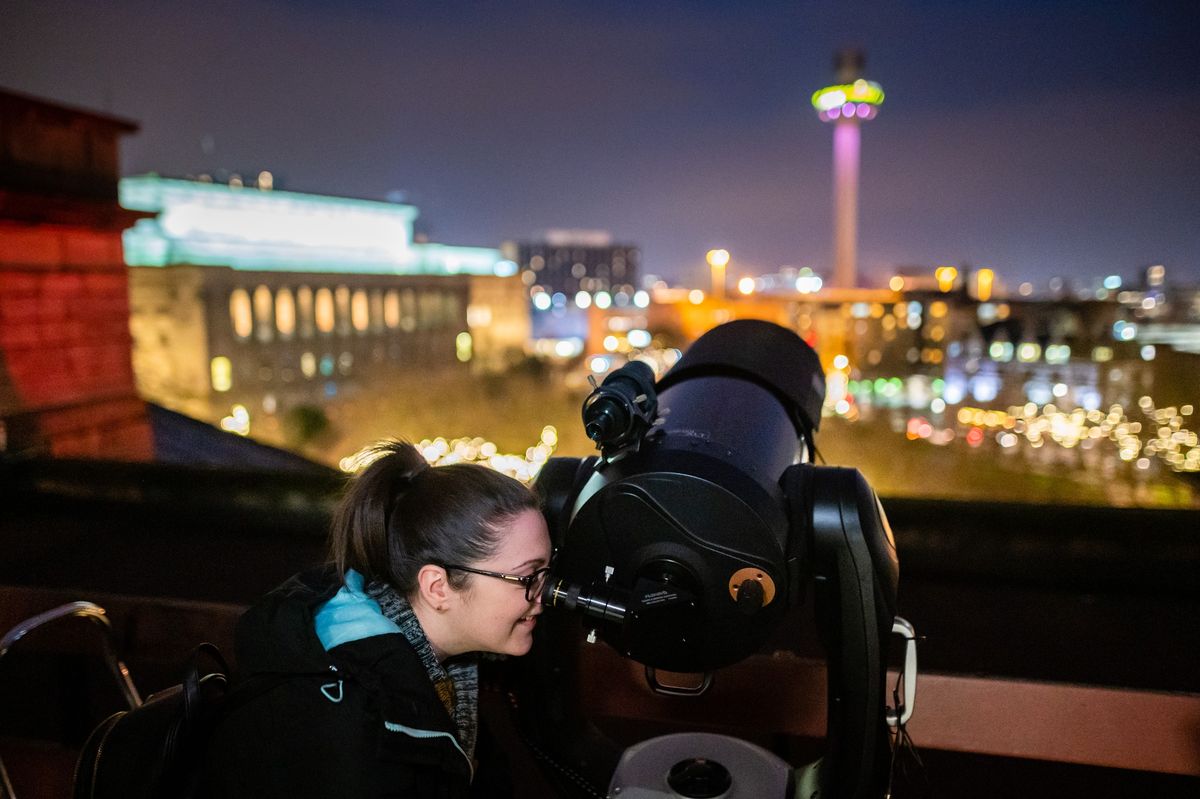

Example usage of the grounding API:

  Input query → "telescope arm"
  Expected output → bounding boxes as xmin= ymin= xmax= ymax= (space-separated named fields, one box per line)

xmin=784 ymin=463 xmax=899 ymax=799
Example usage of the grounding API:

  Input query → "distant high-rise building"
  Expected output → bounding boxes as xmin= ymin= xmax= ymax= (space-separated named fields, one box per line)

xmin=812 ymin=49 xmax=885 ymax=289
xmin=503 ymin=230 xmax=640 ymax=306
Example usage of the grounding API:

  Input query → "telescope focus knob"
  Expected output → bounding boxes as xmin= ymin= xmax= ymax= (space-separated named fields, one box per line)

xmin=734 ymin=579 xmax=765 ymax=615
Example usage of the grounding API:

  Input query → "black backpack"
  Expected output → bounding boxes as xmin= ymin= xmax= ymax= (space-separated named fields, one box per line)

xmin=72 ymin=643 xmax=232 ymax=799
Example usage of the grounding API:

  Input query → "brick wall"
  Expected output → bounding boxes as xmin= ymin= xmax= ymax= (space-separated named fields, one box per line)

xmin=0 ymin=222 xmax=152 ymax=459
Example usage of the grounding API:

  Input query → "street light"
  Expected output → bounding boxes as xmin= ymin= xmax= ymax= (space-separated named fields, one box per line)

xmin=935 ymin=266 xmax=958 ymax=293
xmin=706 ymin=248 xmax=730 ymax=300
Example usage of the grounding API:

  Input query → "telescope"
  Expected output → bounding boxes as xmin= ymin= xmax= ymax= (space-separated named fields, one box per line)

xmin=516 ymin=319 xmax=916 ymax=799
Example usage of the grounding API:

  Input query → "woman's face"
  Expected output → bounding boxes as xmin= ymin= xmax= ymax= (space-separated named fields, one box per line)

xmin=449 ymin=507 xmax=552 ymax=657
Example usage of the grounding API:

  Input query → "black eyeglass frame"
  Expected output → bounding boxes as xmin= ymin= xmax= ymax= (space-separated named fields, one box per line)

xmin=439 ymin=563 xmax=552 ymax=602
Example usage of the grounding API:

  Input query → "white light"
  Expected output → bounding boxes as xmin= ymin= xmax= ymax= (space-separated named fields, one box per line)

xmin=627 ymin=329 xmax=652 ymax=349
xmin=220 ymin=404 xmax=251 ymax=436
xmin=1027 ymin=382 xmax=1052 ymax=405
xmin=832 ymin=354 xmax=849 ymax=370
xmin=589 ymin=356 xmax=610 ymax=373
xmin=594 ymin=292 xmax=612 ymax=309
xmin=532 ymin=293 xmax=552 ymax=311
xmin=494 ymin=259 xmax=518 ymax=277
xmin=633 ymin=290 xmax=650 ymax=308
xmin=1045 ymin=344 xmax=1071 ymax=364
xmin=816 ymin=89 xmax=847 ymax=111
xmin=943 ymin=378 xmax=966 ymax=405
xmin=466 ymin=305 xmax=493 ymax=327
xmin=603 ymin=335 xmax=619 ymax=351
xmin=971 ymin=375 xmax=1000 ymax=403
xmin=554 ymin=339 xmax=580 ymax=358
xmin=931 ymin=398 xmax=946 ymax=414
xmin=1141 ymin=344 xmax=1156 ymax=360
xmin=796 ymin=274 xmax=823 ymax=293
xmin=688 ymin=289 xmax=705 ymax=304
xmin=1052 ymin=383 xmax=1068 ymax=398
xmin=575 ymin=291 xmax=592 ymax=309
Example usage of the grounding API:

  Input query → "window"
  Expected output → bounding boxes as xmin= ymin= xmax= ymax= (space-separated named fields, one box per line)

xmin=370 ymin=290 xmax=385 ymax=333
xmin=456 ymin=331 xmax=472 ymax=362
xmin=297 ymin=286 xmax=314 ymax=338
xmin=418 ymin=290 xmax=441 ymax=330
xmin=400 ymin=289 xmax=417 ymax=332
xmin=229 ymin=289 xmax=252 ymax=339
xmin=253 ymin=286 xmax=273 ymax=343
xmin=276 ymin=288 xmax=296 ymax=338
xmin=384 ymin=290 xmax=401 ymax=329
xmin=211 ymin=356 xmax=233 ymax=392
xmin=351 ymin=289 xmax=369 ymax=333
xmin=315 ymin=288 xmax=335 ymax=334
xmin=335 ymin=286 xmax=351 ymax=336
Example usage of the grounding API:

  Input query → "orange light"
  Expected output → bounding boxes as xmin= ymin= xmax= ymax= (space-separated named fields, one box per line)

xmin=977 ymin=268 xmax=994 ymax=302
xmin=935 ymin=266 xmax=958 ymax=292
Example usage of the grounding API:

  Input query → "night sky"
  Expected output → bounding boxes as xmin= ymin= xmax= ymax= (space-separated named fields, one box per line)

xmin=4 ymin=0 xmax=1198 ymax=291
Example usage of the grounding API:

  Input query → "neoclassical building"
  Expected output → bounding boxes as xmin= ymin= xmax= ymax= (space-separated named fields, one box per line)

xmin=121 ymin=176 xmax=529 ymax=429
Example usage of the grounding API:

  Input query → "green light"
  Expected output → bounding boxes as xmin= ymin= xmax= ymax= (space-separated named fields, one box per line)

xmin=119 ymin=175 xmax=506 ymax=276
xmin=812 ymin=79 xmax=885 ymax=111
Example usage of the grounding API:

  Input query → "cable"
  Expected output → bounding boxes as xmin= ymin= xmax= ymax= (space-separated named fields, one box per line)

xmin=886 ymin=661 xmax=929 ymax=798
xmin=505 ymin=691 xmax=607 ymax=799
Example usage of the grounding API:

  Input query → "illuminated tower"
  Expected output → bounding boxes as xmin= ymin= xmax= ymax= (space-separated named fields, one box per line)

xmin=812 ymin=50 xmax=884 ymax=289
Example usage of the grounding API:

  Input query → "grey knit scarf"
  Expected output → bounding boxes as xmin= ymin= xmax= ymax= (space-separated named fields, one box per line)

xmin=365 ymin=580 xmax=479 ymax=760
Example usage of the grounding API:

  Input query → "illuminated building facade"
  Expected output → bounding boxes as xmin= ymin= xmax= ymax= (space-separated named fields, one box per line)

xmin=598 ymin=280 xmax=1169 ymax=418
xmin=121 ymin=176 xmax=529 ymax=431
xmin=813 ymin=50 xmax=885 ymax=289
xmin=503 ymin=229 xmax=641 ymax=308
xmin=0 ymin=89 xmax=153 ymax=459
xmin=500 ymin=230 xmax=642 ymax=359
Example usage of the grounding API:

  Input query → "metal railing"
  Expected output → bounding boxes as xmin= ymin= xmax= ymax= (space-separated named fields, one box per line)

xmin=0 ymin=602 xmax=142 ymax=799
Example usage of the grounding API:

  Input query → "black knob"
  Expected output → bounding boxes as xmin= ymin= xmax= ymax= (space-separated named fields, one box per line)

xmin=735 ymin=578 xmax=765 ymax=615
xmin=667 ymin=757 xmax=732 ymax=798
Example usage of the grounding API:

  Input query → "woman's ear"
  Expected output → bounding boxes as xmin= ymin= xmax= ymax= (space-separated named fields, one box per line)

xmin=415 ymin=564 xmax=453 ymax=611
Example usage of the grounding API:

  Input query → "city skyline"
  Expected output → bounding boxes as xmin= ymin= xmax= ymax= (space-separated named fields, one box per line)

xmin=3 ymin=0 xmax=1197 ymax=290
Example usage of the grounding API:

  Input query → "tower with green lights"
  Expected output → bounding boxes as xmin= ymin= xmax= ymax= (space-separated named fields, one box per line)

xmin=812 ymin=49 xmax=884 ymax=289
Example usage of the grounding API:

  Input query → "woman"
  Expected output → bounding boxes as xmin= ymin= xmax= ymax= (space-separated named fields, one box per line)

xmin=202 ymin=440 xmax=551 ymax=798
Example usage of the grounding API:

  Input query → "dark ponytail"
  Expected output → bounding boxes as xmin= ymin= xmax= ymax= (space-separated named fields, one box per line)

xmin=329 ymin=440 xmax=540 ymax=595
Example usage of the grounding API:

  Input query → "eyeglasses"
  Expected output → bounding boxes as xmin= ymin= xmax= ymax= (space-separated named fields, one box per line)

xmin=440 ymin=563 xmax=552 ymax=602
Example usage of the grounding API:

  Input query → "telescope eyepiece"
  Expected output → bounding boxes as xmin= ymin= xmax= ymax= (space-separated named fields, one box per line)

xmin=581 ymin=360 xmax=658 ymax=458
xmin=544 ymin=577 xmax=627 ymax=624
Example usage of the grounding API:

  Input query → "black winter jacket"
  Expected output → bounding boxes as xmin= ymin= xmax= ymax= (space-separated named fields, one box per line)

xmin=201 ymin=567 xmax=510 ymax=799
